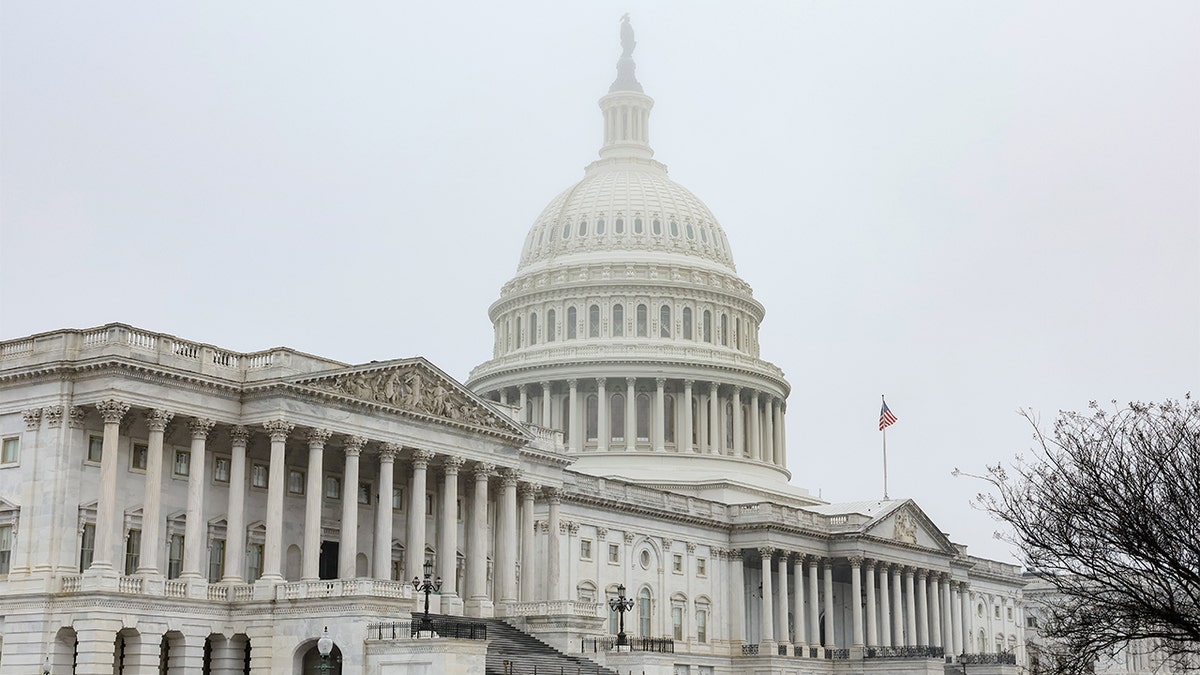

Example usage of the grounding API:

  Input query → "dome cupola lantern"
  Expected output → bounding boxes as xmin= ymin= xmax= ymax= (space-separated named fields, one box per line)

xmin=599 ymin=15 xmax=655 ymax=160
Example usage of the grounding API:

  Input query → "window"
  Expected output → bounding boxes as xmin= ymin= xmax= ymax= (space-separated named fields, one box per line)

xmin=515 ymin=316 xmax=522 ymax=347
xmin=288 ymin=469 xmax=305 ymax=495
xmin=639 ymin=550 xmax=651 ymax=569
xmin=596 ymin=218 xmax=606 ymax=235
xmin=588 ymin=304 xmax=600 ymax=338
xmin=124 ymin=529 xmax=140 ymax=575
xmin=612 ymin=304 xmax=624 ymax=336
xmin=529 ymin=312 xmax=539 ymax=346
xmin=393 ymin=487 xmax=404 ymax=510
xmin=1 ymin=437 xmax=19 ymax=464
xmin=652 ymin=219 xmax=662 ymax=235
xmin=174 ymin=450 xmax=191 ymax=477
xmin=427 ymin=493 xmax=435 ymax=516
xmin=672 ymin=606 xmax=683 ymax=639
xmin=87 ymin=435 xmax=104 ymax=463
xmin=251 ymin=464 xmax=268 ymax=489
xmin=700 ymin=226 xmax=708 ymax=243
xmin=682 ymin=307 xmax=692 ymax=339
xmin=735 ymin=317 xmax=742 ymax=350
xmin=703 ymin=310 xmax=712 ymax=342
xmin=577 ymin=582 xmax=598 ymax=602
xmin=660 ymin=305 xmax=671 ymax=337
xmin=696 ymin=558 xmax=707 ymax=577
xmin=615 ymin=217 xmax=624 ymax=234
xmin=672 ymin=554 xmax=683 ymax=573
xmin=246 ymin=543 xmax=263 ymax=582
xmin=167 ymin=534 xmax=184 ymax=579
xmin=636 ymin=304 xmax=648 ymax=337
xmin=1026 ymin=616 xmax=1039 ymax=629
xmin=585 ymin=395 xmax=598 ymax=441
xmin=580 ymin=539 xmax=592 ymax=560
xmin=324 ymin=475 xmax=342 ymax=500
xmin=456 ymin=497 xmax=463 ymax=521
xmin=720 ymin=314 xmax=729 ymax=346
xmin=638 ymin=588 xmax=652 ymax=636
xmin=213 ymin=456 xmax=230 ymax=483
xmin=0 ymin=524 xmax=12 ymax=574
xmin=547 ymin=309 xmax=557 ymax=342
xmin=562 ymin=222 xmax=571 ymax=240
xmin=634 ymin=217 xmax=644 ymax=234
xmin=636 ymin=394 xmax=651 ymax=441
xmin=1007 ymin=606 xmax=1014 ymax=621
xmin=994 ymin=605 xmax=1001 ymax=619
xmin=358 ymin=482 xmax=372 ymax=505
xmin=696 ymin=607 xmax=708 ymax=642
xmin=567 ymin=307 xmax=577 ymax=339
xmin=578 ymin=219 xmax=588 ymax=236
xmin=130 ymin=443 xmax=148 ymax=471
xmin=685 ymin=223 xmax=695 ymax=240
xmin=610 ymin=393 xmax=625 ymax=442
xmin=208 ymin=539 xmax=225 ymax=582
xmin=669 ymin=219 xmax=679 ymax=237
xmin=608 ymin=543 xmax=620 ymax=564
xmin=79 ymin=523 xmax=96 ymax=571
xmin=664 ymin=396 xmax=675 ymax=443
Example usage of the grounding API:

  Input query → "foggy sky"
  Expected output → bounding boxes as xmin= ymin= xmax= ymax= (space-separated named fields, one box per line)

xmin=2 ymin=2 xmax=1197 ymax=564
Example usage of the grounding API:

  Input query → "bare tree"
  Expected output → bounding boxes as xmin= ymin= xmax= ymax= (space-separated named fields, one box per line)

xmin=965 ymin=397 xmax=1200 ymax=673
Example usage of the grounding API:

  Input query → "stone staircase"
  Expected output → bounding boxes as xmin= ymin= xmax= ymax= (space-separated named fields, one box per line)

xmin=418 ymin=614 xmax=616 ymax=675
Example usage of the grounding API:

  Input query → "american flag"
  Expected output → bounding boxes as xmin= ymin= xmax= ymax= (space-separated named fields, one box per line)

xmin=879 ymin=399 xmax=898 ymax=431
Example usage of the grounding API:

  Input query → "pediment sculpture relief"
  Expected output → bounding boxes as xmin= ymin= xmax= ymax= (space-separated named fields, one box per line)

xmin=893 ymin=509 xmax=918 ymax=544
xmin=311 ymin=366 xmax=501 ymax=429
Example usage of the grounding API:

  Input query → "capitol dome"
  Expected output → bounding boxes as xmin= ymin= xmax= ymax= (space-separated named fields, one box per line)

xmin=468 ymin=19 xmax=803 ymax=499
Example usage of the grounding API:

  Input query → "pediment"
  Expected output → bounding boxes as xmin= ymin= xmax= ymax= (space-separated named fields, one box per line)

xmin=865 ymin=501 xmax=956 ymax=554
xmin=292 ymin=358 xmax=528 ymax=439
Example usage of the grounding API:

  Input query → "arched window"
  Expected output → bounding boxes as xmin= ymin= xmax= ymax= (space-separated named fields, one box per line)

xmin=724 ymin=402 xmax=734 ymax=449
xmin=547 ymin=308 xmax=557 ymax=342
xmin=664 ymin=395 xmax=675 ymax=444
xmin=699 ymin=226 xmax=708 ymax=243
xmin=588 ymin=304 xmax=600 ymax=338
xmin=669 ymin=219 xmax=679 ymax=237
xmin=685 ymin=223 xmax=695 ymax=240
xmin=610 ymin=393 xmax=625 ymax=442
xmin=720 ymin=314 xmax=729 ymax=346
xmin=634 ymin=217 xmax=644 ymax=234
xmin=703 ymin=310 xmax=712 ymax=343
xmin=735 ymin=317 xmax=742 ymax=350
xmin=682 ymin=307 xmax=693 ymax=340
xmin=562 ymin=222 xmax=571 ymax=240
xmin=585 ymin=395 xmax=598 ymax=441
xmin=529 ymin=312 xmax=538 ymax=346
xmin=691 ymin=397 xmax=700 ymax=446
xmin=636 ymin=304 xmax=648 ymax=337
xmin=578 ymin=219 xmax=588 ymax=236
xmin=612 ymin=304 xmax=624 ymax=337
xmin=596 ymin=218 xmax=605 ymax=234
xmin=638 ymin=588 xmax=652 ymax=637
xmin=652 ymin=219 xmax=662 ymax=236
xmin=561 ymin=399 xmax=571 ymax=442
xmin=636 ymin=394 xmax=651 ymax=441
xmin=660 ymin=305 xmax=671 ymax=338
xmin=615 ymin=218 xmax=625 ymax=234
xmin=696 ymin=603 xmax=709 ymax=642
xmin=567 ymin=307 xmax=577 ymax=339
xmin=515 ymin=316 xmax=522 ymax=348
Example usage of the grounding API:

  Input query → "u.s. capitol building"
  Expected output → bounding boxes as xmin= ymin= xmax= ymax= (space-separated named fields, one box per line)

xmin=0 ymin=20 xmax=1035 ymax=675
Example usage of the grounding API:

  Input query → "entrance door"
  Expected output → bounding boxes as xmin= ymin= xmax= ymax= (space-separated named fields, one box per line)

xmin=319 ymin=541 xmax=339 ymax=580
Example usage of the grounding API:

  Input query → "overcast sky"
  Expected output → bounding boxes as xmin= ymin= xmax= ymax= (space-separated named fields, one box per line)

xmin=2 ymin=2 xmax=1197 ymax=564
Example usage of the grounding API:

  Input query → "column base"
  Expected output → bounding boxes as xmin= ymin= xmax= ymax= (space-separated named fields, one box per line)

xmin=439 ymin=593 xmax=464 ymax=616
xmin=253 ymin=577 xmax=283 ymax=600
xmin=81 ymin=566 xmax=120 ymax=591
xmin=464 ymin=597 xmax=495 ymax=618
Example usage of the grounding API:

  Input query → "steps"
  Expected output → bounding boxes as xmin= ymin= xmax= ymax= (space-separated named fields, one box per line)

xmin=415 ymin=614 xmax=617 ymax=675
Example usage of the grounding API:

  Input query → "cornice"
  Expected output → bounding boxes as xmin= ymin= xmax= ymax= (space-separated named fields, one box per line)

xmin=490 ymin=281 xmax=766 ymax=322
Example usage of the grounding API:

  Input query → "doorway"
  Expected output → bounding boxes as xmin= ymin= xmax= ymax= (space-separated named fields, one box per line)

xmin=319 ymin=541 xmax=339 ymax=580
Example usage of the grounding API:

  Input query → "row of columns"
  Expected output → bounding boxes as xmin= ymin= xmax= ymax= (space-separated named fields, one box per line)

xmin=753 ymin=551 xmax=972 ymax=654
xmin=494 ymin=379 xmax=787 ymax=465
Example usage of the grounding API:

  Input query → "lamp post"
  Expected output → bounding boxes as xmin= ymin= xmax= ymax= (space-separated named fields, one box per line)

xmin=316 ymin=626 xmax=333 ymax=672
xmin=412 ymin=558 xmax=442 ymax=635
xmin=608 ymin=583 xmax=635 ymax=648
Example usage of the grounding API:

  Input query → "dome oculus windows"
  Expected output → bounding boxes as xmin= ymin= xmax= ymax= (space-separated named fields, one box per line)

xmin=579 ymin=220 xmax=588 ymax=236
xmin=562 ymin=223 xmax=571 ymax=240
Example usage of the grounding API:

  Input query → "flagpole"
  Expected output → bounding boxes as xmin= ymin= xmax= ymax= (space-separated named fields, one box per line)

xmin=882 ymin=394 xmax=889 ymax=500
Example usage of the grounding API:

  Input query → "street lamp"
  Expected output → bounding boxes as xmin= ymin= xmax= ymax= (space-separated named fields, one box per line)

xmin=316 ymin=626 xmax=333 ymax=672
xmin=412 ymin=558 xmax=442 ymax=634
xmin=608 ymin=583 xmax=635 ymax=648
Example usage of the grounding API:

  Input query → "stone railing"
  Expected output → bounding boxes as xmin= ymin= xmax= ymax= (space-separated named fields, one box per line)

xmin=119 ymin=576 xmax=144 ymax=594
xmin=277 ymin=578 xmax=412 ymax=600
xmin=59 ymin=575 xmax=82 ymax=593
xmin=164 ymin=580 xmax=187 ymax=598
xmin=502 ymin=600 xmax=603 ymax=618
xmin=866 ymin=646 xmax=946 ymax=659
xmin=960 ymin=652 xmax=1017 ymax=665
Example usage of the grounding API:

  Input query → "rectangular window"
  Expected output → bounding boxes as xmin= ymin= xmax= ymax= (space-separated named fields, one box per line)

xmin=673 ymin=553 xmax=683 ymax=573
xmin=696 ymin=558 xmax=707 ymax=577
xmin=393 ymin=487 xmax=404 ymax=510
xmin=0 ymin=524 xmax=13 ymax=574
xmin=1 ymin=437 xmax=20 ymax=463
xmin=246 ymin=543 xmax=263 ymax=582
xmin=324 ymin=475 xmax=341 ymax=500
xmin=456 ymin=497 xmax=463 ymax=521
xmin=580 ymin=539 xmax=592 ymax=560
xmin=87 ymin=435 xmax=104 ymax=463
xmin=995 ymin=606 xmax=1001 ymax=619
xmin=1007 ymin=607 xmax=1014 ymax=621
xmin=358 ymin=482 xmax=372 ymax=505
xmin=79 ymin=523 xmax=96 ymax=571
xmin=174 ymin=450 xmax=191 ymax=477
xmin=208 ymin=539 xmax=225 ymax=583
xmin=671 ymin=606 xmax=683 ymax=640
xmin=213 ymin=456 xmax=230 ymax=483
xmin=167 ymin=534 xmax=184 ymax=579
xmin=130 ymin=443 xmax=148 ymax=471
xmin=427 ymin=493 xmax=434 ymax=516
xmin=1026 ymin=616 xmax=1039 ymax=629
xmin=251 ymin=463 xmax=268 ymax=489
xmin=696 ymin=610 xmax=708 ymax=643
xmin=608 ymin=543 xmax=620 ymax=564
xmin=288 ymin=469 xmax=305 ymax=495
xmin=124 ymin=529 xmax=141 ymax=575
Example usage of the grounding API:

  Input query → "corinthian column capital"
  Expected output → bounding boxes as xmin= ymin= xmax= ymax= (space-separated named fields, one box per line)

xmin=411 ymin=448 xmax=435 ymax=468
xmin=379 ymin=443 xmax=401 ymax=461
xmin=343 ymin=435 xmax=366 ymax=456
xmin=96 ymin=399 xmax=130 ymax=424
xmin=307 ymin=428 xmax=332 ymax=446
xmin=500 ymin=468 xmax=520 ymax=486
xmin=189 ymin=417 xmax=216 ymax=439
xmin=442 ymin=455 xmax=466 ymax=474
xmin=474 ymin=463 xmax=496 ymax=481
xmin=229 ymin=425 xmax=251 ymax=446
xmin=263 ymin=419 xmax=294 ymax=442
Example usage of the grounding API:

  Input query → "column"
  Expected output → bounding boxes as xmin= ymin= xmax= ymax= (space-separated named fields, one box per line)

xmin=261 ymin=420 xmax=293 ymax=582
xmin=850 ymin=556 xmax=864 ymax=647
xmin=793 ymin=555 xmax=807 ymax=648
xmin=222 ymin=425 xmax=250 ymax=582
xmin=864 ymin=559 xmax=878 ymax=646
xmin=519 ymin=482 xmax=539 ymax=601
xmin=624 ymin=378 xmax=637 ymax=451
xmin=91 ymin=399 xmax=129 ymax=572
xmin=301 ymin=428 xmax=330 ymax=581
xmin=942 ymin=575 xmax=955 ymax=652
xmin=406 ymin=450 xmax=433 ymax=581
xmin=904 ymin=567 xmax=917 ymax=647
xmin=731 ymin=387 xmax=744 ymax=457
xmin=777 ymin=552 xmax=790 ymax=647
xmin=893 ymin=565 xmax=905 ymax=646
xmin=540 ymin=382 xmax=552 ymax=428
xmin=653 ymin=377 xmax=666 ymax=451
xmin=960 ymin=583 xmax=972 ymax=654
xmin=708 ymin=383 xmax=720 ymax=455
xmin=373 ymin=443 xmax=399 ymax=580
xmin=681 ymin=380 xmax=694 ymax=453
xmin=138 ymin=409 xmax=173 ymax=576
xmin=73 ymin=618 xmax=123 ymax=675
xmin=759 ymin=548 xmax=775 ymax=646
xmin=916 ymin=570 xmax=929 ymax=646
xmin=547 ymin=489 xmax=562 ymax=600
xmin=596 ymin=378 xmax=608 ymax=452
xmin=567 ymin=379 xmax=580 ymax=452
xmin=763 ymin=396 xmax=775 ymax=464
xmin=778 ymin=403 xmax=787 ymax=467
xmin=497 ymin=468 xmax=519 ymax=602
xmin=879 ymin=563 xmax=892 ymax=647
xmin=438 ymin=456 xmax=464 ymax=598
xmin=748 ymin=391 xmax=761 ymax=461
xmin=807 ymin=556 xmax=821 ymax=647
xmin=181 ymin=418 xmax=215 ymax=579
xmin=518 ymin=384 xmax=528 ymax=423
xmin=730 ymin=549 xmax=746 ymax=644
xmin=822 ymin=559 xmax=835 ymax=648
xmin=696 ymin=389 xmax=707 ymax=454
xmin=338 ymin=436 xmax=365 ymax=579
xmin=929 ymin=572 xmax=943 ymax=648
xmin=467 ymin=463 xmax=494 ymax=608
